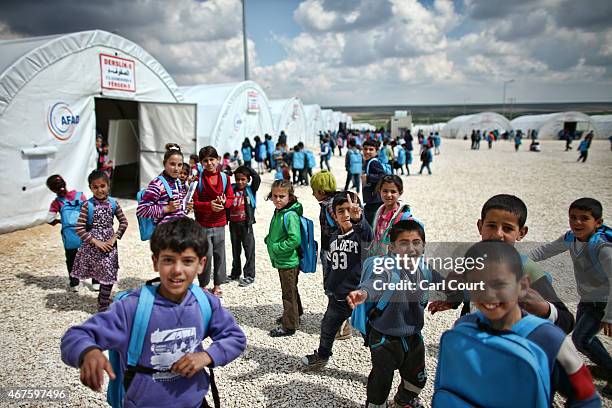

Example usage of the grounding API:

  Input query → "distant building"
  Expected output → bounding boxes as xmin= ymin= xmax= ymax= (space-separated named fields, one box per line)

xmin=391 ymin=110 xmax=412 ymax=139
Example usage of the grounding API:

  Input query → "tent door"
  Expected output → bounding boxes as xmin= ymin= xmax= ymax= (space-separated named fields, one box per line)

xmin=138 ymin=102 xmax=197 ymax=189
xmin=108 ymin=119 xmax=139 ymax=197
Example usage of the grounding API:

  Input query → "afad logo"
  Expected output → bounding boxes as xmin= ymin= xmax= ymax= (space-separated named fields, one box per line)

xmin=48 ymin=102 xmax=80 ymax=141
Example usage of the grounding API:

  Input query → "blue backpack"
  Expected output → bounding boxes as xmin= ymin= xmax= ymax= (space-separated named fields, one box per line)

xmin=274 ymin=169 xmax=283 ymax=180
xmin=564 ymin=224 xmax=612 ymax=274
xmin=107 ymin=283 xmax=217 ymax=408
xmin=377 ymin=148 xmax=389 ymax=164
xmin=136 ymin=176 xmax=174 ymax=241
xmin=283 ymin=212 xmax=318 ymax=273
xmin=348 ymin=150 xmax=363 ymax=175
xmin=432 ymin=312 xmax=557 ymax=408
xmin=86 ymin=197 xmax=117 ymax=228
xmin=351 ymin=256 xmax=432 ymax=336
xmin=366 ymin=157 xmax=392 ymax=175
xmin=306 ymin=151 xmax=316 ymax=169
xmin=241 ymin=146 xmax=252 ymax=161
xmin=57 ymin=192 xmax=86 ymax=250
xmin=292 ymin=151 xmax=305 ymax=170
xmin=397 ymin=148 xmax=406 ymax=165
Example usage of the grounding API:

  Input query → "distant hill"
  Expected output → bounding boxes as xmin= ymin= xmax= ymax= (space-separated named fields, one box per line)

xmin=323 ymin=102 xmax=612 ymax=126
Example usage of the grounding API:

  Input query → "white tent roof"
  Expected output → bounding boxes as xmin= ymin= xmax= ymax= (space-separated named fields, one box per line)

xmin=511 ymin=111 xmax=599 ymax=139
xmin=269 ymin=97 xmax=307 ymax=146
xmin=303 ymin=104 xmax=323 ymax=146
xmin=591 ymin=115 xmax=612 ymax=138
xmin=352 ymin=122 xmax=376 ymax=131
xmin=0 ymin=30 xmax=182 ymax=116
xmin=0 ymin=30 xmax=188 ymax=233
xmin=441 ymin=112 xmax=512 ymax=139
xmin=321 ymin=109 xmax=334 ymax=132
xmin=181 ymin=81 xmax=274 ymax=155
xmin=413 ymin=123 xmax=446 ymax=134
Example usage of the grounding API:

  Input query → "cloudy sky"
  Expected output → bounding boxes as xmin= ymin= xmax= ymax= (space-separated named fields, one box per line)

xmin=1 ymin=0 xmax=611 ymax=106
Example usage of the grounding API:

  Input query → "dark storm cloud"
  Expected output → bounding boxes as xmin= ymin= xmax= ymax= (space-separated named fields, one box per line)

xmin=0 ymin=0 xmax=240 ymax=43
xmin=552 ymin=0 xmax=612 ymax=31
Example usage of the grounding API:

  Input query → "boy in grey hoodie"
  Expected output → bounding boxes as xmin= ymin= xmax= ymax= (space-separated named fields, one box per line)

xmin=529 ymin=197 xmax=612 ymax=396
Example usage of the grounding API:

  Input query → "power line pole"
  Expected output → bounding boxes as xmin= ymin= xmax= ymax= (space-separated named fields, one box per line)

xmin=242 ymin=0 xmax=249 ymax=80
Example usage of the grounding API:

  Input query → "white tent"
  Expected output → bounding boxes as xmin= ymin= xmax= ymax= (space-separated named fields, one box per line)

xmin=352 ymin=122 xmax=376 ymax=131
xmin=332 ymin=111 xmax=344 ymax=132
xmin=181 ymin=81 xmax=274 ymax=156
xmin=591 ymin=115 xmax=612 ymax=139
xmin=321 ymin=109 xmax=334 ymax=132
xmin=441 ymin=112 xmax=512 ymax=139
xmin=269 ymin=98 xmax=307 ymax=147
xmin=346 ymin=115 xmax=353 ymax=129
xmin=0 ymin=30 xmax=196 ymax=233
xmin=511 ymin=112 xmax=599 ymax=139
xmin=413 ymin=123 xmax=446 ymax=135
xmin=303 ymin=104 xmax=324 ymax=146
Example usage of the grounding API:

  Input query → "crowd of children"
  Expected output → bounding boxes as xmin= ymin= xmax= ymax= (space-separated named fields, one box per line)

xmin=51 ymin=129 xmax=610 ymax=407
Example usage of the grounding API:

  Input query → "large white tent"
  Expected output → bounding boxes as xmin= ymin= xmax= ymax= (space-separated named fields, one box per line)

xmin=511 ymin=112 xmax=599 ymax=139
xmin=181 ymin=81 xmax=274 ymax=156
xmin=0 ymin=30 xmax=196 ymax=233
xmin=352 ymin=122 xmax=376 ymax=131
xmin=591 ymin=115 xmax=612 ymax=139
xmin=413 ymin=123 xmax=446 ymax=135
xmin=441 ymin=112 xmax=512 ymax=139
xmin=321 ymin=109 xmax=334 ymax=132
xmin=332 ymin=111 xmax=344 ymax=132
xmin=269 ymin=97 xmax=307 ymax=147
xmin=303 ymin=104 xmax=323 ymax=146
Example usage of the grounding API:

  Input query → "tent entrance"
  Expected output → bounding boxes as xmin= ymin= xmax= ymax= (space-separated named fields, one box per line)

xmin=95 ymin=98 xmax=197 ymax=198
xmin=94 ymin=98 xmax=140 ymax=198
xmin=563 ymin=121 xmax=577 ymax=134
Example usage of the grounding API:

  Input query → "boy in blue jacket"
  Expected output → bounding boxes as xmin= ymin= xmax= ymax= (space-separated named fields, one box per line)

xmin=348 ymin=220 xmax=444 ymax=408
xmin=61 ymin=218 xmax=246 ymax=408
xmin=362 ymin=139 xmax=385 ymax=226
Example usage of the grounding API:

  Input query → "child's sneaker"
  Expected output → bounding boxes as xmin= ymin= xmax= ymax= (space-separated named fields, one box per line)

xmin=390 ymin=397 xmax=425 ymax=408
xmin=301 ymin=350 xmax=329 ymax=370
xmin=239 ymin=277 xmax=254 ymax=287
xmin=68 ymin=283 xmax=80 ymax=292
xmin=269 ymin=327 xmax=295 ymax=337
xmin=91 ymin=283 xmax=100 ymax=292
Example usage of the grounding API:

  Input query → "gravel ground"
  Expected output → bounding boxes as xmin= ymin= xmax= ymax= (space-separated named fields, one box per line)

xmin=0 ymin=139 xmax=610 ymax=407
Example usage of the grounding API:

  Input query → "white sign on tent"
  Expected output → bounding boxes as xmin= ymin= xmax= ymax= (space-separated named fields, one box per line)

xmin=99 ymin=54 xmax=136 ymax=92
xmin=247 ymin=90 xmax=259 ymax=113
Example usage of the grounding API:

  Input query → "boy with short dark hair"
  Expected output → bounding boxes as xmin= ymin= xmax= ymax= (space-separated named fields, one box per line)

xmin=60 ymin=218 xmax=246 ymax=407
xmin=228 ymin=165 xmax=261 ymax=287
xmin=529 ymin=197 xmax=612 ymax=395
xmin=362 ymin=139 xmax=385 ymax=226
xmin=348 ymin=220 xmax=444 ymax=408
xmin=433 ymin=240 xmax=600 ymax=407
xmin=302 ymin=192 xmax=372 ymax=368
xmin=429 ymin=194 xmax=575 ymax=334
xmin=193 ymin=146 xmax=234 ymax=296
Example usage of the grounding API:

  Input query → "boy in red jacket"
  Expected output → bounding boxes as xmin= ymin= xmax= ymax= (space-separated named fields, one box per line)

xmin=193 ymin=146 xmax=234 ymax=296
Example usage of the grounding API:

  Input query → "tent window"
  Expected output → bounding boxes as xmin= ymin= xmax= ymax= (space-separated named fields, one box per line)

xmin=28 ymin=156 xmax=48 ymax=179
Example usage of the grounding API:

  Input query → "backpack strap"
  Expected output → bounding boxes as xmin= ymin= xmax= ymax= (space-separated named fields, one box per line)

xmin=376 ymin=265 xmax=401 ymax=311
xmin=189 ymin=284 xmax=212 ymax=337
xmin=587 ymin=225 xmax=611 ymax=275
xmin=325 ymin=209 xmax=335 ymax=228
xmin=511 ymin=314 xmax=549 ymax=338
xmin=365 ymin=158 xmax=380 ymax=175
xmin=245 ymin=185 xmax=256 ymax=209
xmin=199 ymin=172 xmax=228 ymax=194
xmin=127 ymin=285 xmax=157 ymax=367
xmin=157 ymin=175 xmax=173 ymax=199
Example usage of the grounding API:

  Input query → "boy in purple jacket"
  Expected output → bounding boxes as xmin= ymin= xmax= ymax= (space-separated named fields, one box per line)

xmin=61 ymin=218 xmax=246 ymax=408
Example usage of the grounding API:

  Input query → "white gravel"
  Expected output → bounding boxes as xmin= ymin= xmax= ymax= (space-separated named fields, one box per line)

xmin=0 ymin=139 xmax=610 ymax=407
